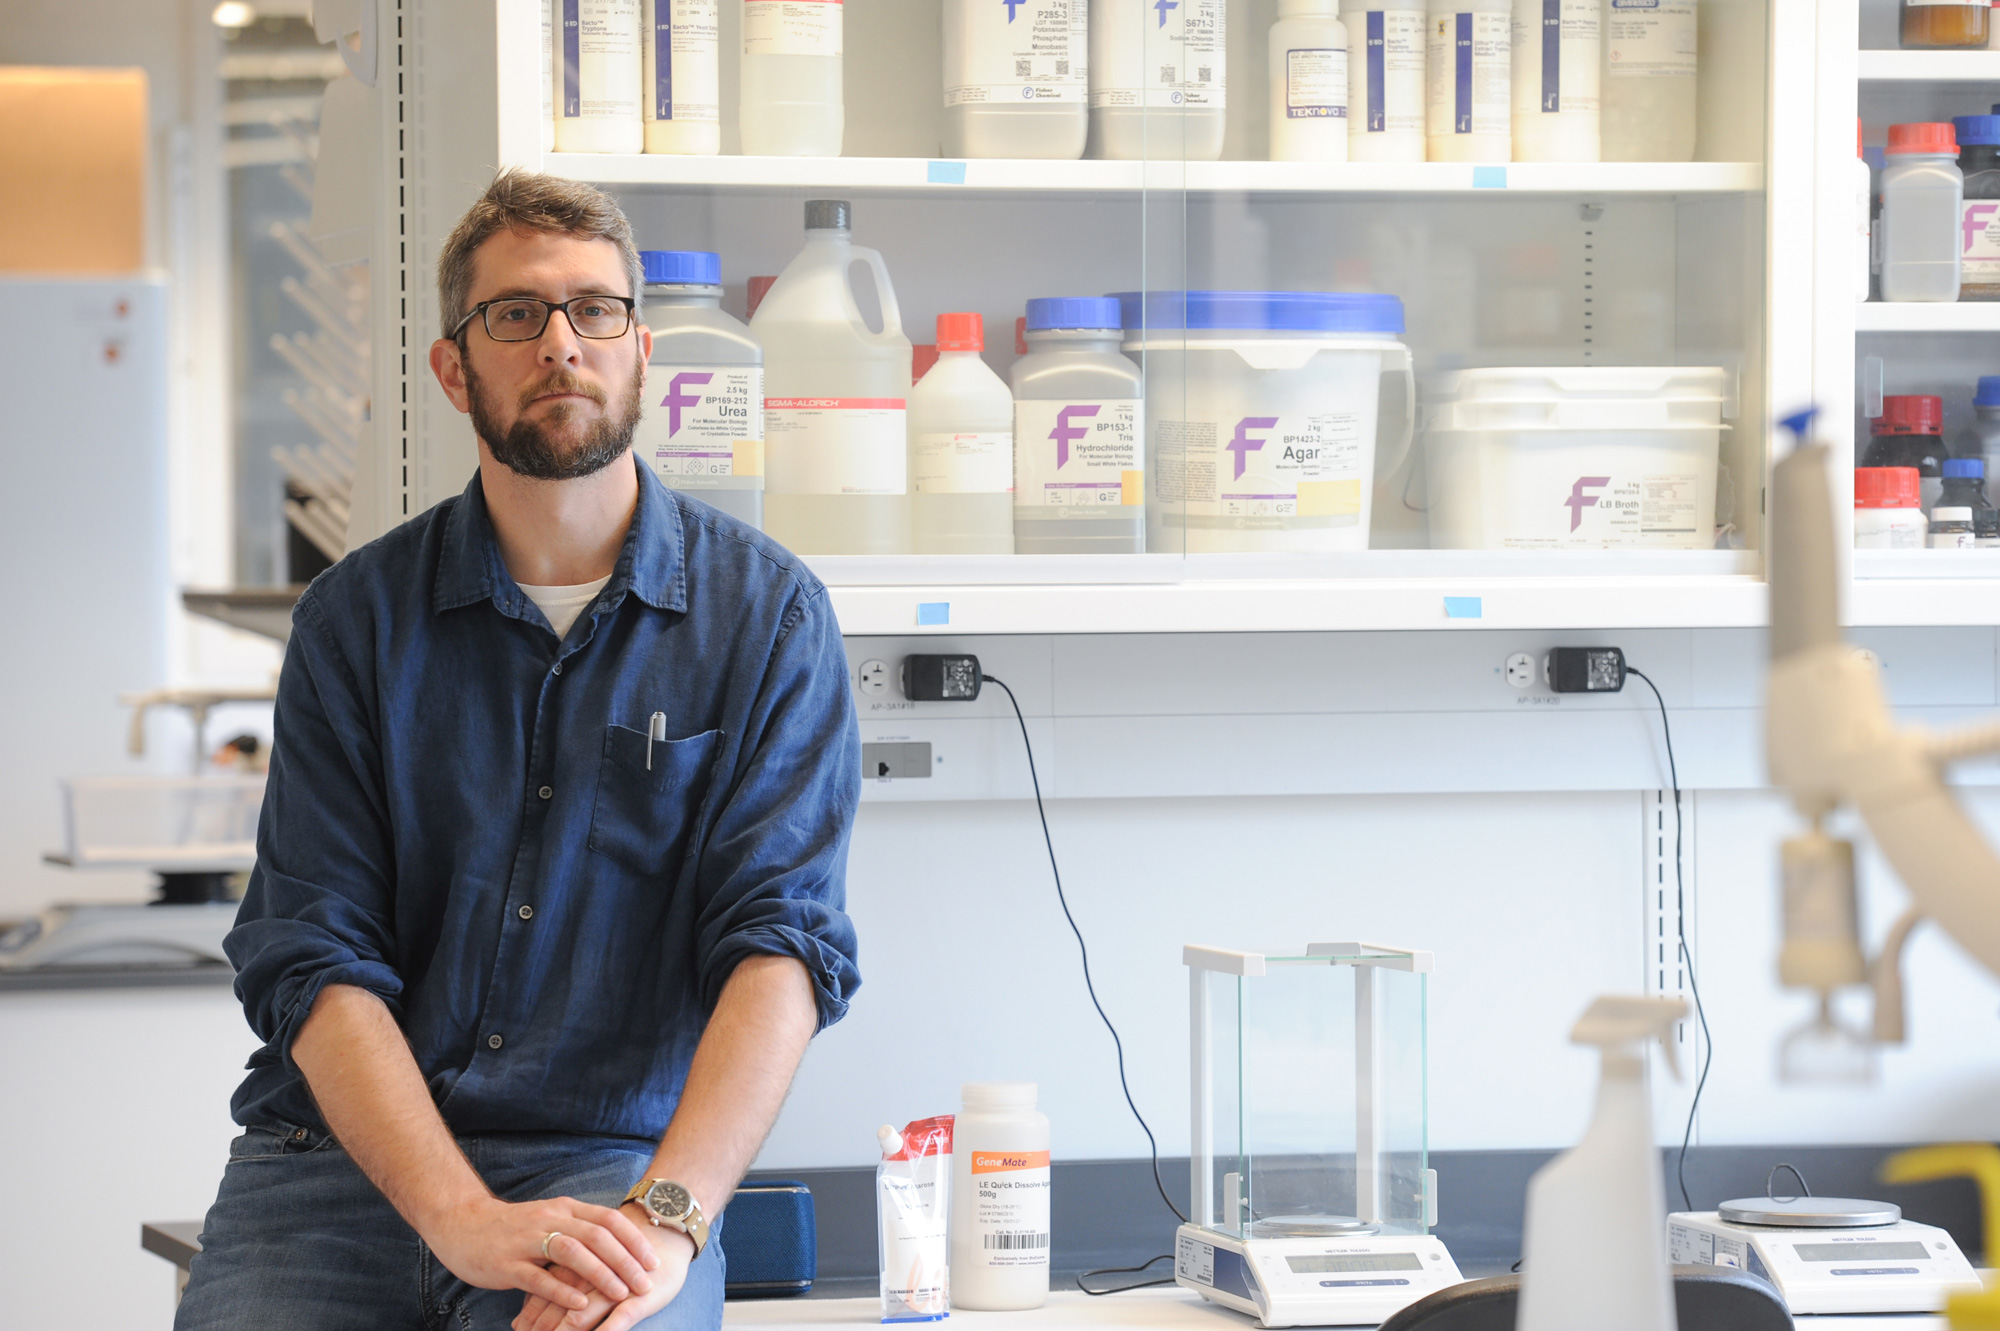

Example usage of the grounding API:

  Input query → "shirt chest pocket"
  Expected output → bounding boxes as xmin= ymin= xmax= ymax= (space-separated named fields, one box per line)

xmin=586 ymin=724 xmax=725 ymax=879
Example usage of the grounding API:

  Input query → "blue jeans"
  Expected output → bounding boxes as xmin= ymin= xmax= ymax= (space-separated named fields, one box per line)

xmin=174 ymin=1124 xmax=725 ymax=1330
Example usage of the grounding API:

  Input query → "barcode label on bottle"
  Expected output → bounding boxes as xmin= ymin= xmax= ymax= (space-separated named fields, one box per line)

xmin=984 ymin=1232 xmax=1050 ymax=1250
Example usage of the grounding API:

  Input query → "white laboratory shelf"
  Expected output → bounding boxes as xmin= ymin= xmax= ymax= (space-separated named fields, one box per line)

xmin=1853 ymin=551 xmax=2000 ymax=624
xmin=1858 ymin=49 xmax=2000 ymax=82
xmin=541 ymin=152 xmax=1763 ymax=197
xmin=1855 ymin=301 xmax=2000 ymax=331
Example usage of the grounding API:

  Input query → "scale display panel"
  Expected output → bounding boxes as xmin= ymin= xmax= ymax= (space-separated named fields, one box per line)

xmin=1669 ymin=1211 xmax=1980 ymax=1315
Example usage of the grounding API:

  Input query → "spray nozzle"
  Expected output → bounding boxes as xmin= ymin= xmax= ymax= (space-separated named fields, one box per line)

xmin=877 ymin=1124 xmax=903 ymax=1158
xmin=1570 ymin=995 xmax=1690 ymax=1080
xmin=1778 ymin=406 xmax=1821 ymax=442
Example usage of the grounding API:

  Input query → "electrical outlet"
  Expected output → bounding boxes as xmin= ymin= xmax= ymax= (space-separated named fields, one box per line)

xmin=1505 ymin=653 xmax=1536 ymax=689
xmin=857 ymin=659 xmax=890 ymax=696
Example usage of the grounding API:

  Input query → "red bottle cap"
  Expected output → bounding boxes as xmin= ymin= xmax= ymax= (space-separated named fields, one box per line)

xmin=1015 ymin=315 xmax=1029 ymax=356
xmin=746 ymin=275 xmax=778 ymax=320
xmin=912 ymin=344 xmax=939 ymax=382
xmin=936 ymin=312 xmax=983 ymax=351
xmin=1870 ymin=394 xmax=1943 ymax=435
xmin=1858 ymin=118 xmax=1864 ymax=158
xmin=1856 ymin=467 xmax=1922 ymax=509
xmin=1886 ymin=122 xmax=1958 ymax=156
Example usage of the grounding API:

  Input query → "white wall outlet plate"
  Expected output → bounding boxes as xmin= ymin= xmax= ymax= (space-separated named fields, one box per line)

xmin=1505 ymin=653 xmax=1536 ymax=689
xmin=857 ymin=659 xmax=890 ymax=696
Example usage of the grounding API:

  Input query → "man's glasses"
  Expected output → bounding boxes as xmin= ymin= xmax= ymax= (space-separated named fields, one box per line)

xmin=451 ymin=295 xmax=636 ymax=343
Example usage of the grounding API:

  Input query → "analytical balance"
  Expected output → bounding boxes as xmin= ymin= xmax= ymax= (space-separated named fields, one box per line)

xmin=1668 ymin=1193 xmax=1980 ymax=1315
xmin=1175 ymin=942 xmax=1462 ymax=1328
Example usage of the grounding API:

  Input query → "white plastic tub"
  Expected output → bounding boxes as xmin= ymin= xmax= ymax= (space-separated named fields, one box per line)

xmin=1422 ymin=366 xmax=1728 ymax=550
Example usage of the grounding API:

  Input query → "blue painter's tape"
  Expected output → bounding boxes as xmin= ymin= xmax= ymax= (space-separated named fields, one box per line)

xmin=1443 ymin=597 xmax=1483 ymax=619
xmin=917 ymin=602 xmax=950 ymax=626
xmin=1472 ymin=166 xmax=1507 ymax=189
xmin=927 ymin=160 xmax=967 ymax=185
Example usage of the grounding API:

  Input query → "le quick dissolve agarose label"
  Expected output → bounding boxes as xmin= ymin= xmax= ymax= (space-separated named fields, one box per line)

xmin=946 ymin=0 xmax=1087 ymax=106
xmin=1014 ymin=400 xmax=1142 ymax=510
xmin=633 ymin=365 xmax=762 ymax=492
xmin=743 ymin=0 xmax=842 ymax=57
xmin=967 ymin=1150 xmax=1050 ymax=1270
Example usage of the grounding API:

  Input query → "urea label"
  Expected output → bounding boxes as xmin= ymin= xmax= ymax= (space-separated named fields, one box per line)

xmin=946 ymin=0 xmax=1087 ymax=106
xmin=1286 ymin=48 xmax=1349 ymax=118
xmin=764 ymin=397 xmax=904 ymax=495
xmin=633 ymin=365 xmax=761 ymax=491
xmin=1014 ymin=399 xmax=1142 ymax=510
xmin=967 ymin=1150 xmax=1050 ymax=1270
xmin=1092 ymin=0 xmax=1225 ymax=109
xmin=1605 ymin=0 xmax=1695 ymax=77
xmin=1154 ymin=412 xmax=1365 ymax=526
xmin=743 ymin=0 xmax=842 ymax=56
xmin=912 ymin=431 xmax=1014 ymax=494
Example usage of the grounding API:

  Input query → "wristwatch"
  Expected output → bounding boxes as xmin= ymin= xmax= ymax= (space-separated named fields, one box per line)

xmin=621 ymin=1178 xmax=709 ymax=1257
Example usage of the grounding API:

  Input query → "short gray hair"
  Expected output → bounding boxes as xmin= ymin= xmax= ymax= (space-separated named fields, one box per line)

xmin=436 ymin=169 xmax=643 ymax=338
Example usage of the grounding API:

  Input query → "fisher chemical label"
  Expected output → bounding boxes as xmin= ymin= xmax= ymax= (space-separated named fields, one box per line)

xmin=1358 ymin=10 xmax=1425 ymax=134
xmin=634 ymin=365 xmax=761 ymax=492
xmin=649 ymin=0 xmax=720 ymax=123
xmin=1014 ymin=400 xmax=1142 ymax=511
xmin=968 ymin=1150 xmax=1050 ymax=1270
xmin=764 ymin=397 xmax=905 ymax=495
xmin=945 ymin=0 xmax=1087 ymax=107
xmin=1513 ymin=0 xmax=1600 ymax=114
xmin=912 ymin=431 xmax=1014 ymax=494
xmin=563 ymin=0 xmax=643 ymax=120
xmin=1428 ymin=11 xmax=1509 ymax=136
xmin=1503 ymin=471 xmax=1705 ymax=548
xmin=1157 ymin=413 xmax=1365 ymax=524
xmin=1605 ymin=0 xmax=1695 ymax=77
xmin=743 ymin=0 xmax=842 ymax=57
xmin=1091 ymin=0 xmax=1225 ymax=110
xmin=1285 ymin=47 xmax=1348 ymax=119
xmin=1964 ymin=201 xmax=2000 ymax=283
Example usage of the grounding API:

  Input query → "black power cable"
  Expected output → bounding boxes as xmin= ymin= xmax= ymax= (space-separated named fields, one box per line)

xmin=1624 ymin=666 xmax=1715 ymax=1213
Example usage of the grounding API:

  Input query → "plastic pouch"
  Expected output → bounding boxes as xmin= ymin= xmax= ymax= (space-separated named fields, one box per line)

xmin=878 ymin=1116 xmax=954 ymax=1322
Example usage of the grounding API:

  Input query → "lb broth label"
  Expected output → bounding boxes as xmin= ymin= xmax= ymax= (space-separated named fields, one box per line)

xmin=967 ymin=1150 xmax=1050 ymax=1271
xmin=1014 ymin=399 xmax=1142 ymax=512
xmin=1502 ymin=470 xmax=1704 ymax=548
xmin=1155 ymin=412 xmax=1366 ymax=526
xmin=634 ymin=365 xmax=762 ymax=493
xmin=764 ymin=397 xmax=906 ymax=495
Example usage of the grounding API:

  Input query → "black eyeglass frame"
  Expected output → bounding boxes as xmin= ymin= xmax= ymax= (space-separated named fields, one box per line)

xmin=449 ymin=294 xmax=638 ymax=343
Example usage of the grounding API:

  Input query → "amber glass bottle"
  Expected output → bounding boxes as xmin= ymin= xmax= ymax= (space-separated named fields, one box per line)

xmin=1902 ymin=0 xmax=1989 ymax=49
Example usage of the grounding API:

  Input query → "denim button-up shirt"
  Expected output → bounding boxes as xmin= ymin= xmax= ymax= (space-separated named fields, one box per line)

xmin=225 ymin=459 xmax=862 ymax=1140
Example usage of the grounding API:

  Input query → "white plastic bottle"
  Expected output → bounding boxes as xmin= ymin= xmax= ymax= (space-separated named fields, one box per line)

xmin=636 ymin=250 xmax=763 ymax=529
xmin=1270 ymin=0 xmax=1350 ymax=161
xmin=909 ymin=313 xmax=1015 ymax=555
xmin=944 ymin=0 xmax=1088 ymax=159
xmin=752 ymin=200 xmax=911 ymax=555
xmin=542 ymin=1 xmax=557 ymax=151
xmin=1345 ymin=0 xmax=1427 ymax=162
xmin=1511 ymin=0 xmax=1599 ymax=162
xmin=1857 ymin=120 xmax=1873 ymax=301
xmin=554 ymin=0 xmax=644 ymax=154
xmin=1880 ymin=121 xmax=1964 ymax=303
xmin=1426 ymin=0 xmax=1510 ymax=163
xmin=1011 ymin=297 xmax=1145 ymax=554
xmin=1516 ymin=996 xmax=1684 ymax=1331
xmin=740 ymin=0 xmax=843 ymax=155
xmin=1089 ymin=0 xmax=1226 ymax=161
xmin=950 ymin=1083 xmax=1050 ymax=1311
xmin=1599 ymin=0 xmax=1694 ymax=162
xmin=642 ymin=0 xmax=720 ymax=153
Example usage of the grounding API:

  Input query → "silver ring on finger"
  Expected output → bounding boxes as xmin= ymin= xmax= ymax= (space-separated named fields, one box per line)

xmin=541 ymin=1230 xmax=562 ymax=1262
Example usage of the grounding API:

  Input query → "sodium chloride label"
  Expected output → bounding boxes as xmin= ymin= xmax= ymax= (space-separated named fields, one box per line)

xmin=1091 ymin=0 xmax=1225 ymax=110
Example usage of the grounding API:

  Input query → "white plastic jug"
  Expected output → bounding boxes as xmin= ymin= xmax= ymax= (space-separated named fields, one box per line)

xmin=752 ymin=199 xmax=912 ymax=555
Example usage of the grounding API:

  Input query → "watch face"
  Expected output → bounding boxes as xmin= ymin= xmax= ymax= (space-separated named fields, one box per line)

xmin=646 ymin=1181 xmax=691 ymax=1219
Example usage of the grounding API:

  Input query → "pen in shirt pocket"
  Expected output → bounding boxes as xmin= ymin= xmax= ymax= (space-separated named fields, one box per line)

xmin=646 ymin=711 xmax=666 ymax=770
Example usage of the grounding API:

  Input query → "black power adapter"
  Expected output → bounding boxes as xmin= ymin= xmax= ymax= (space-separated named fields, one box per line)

xmin=1545 ymin=646 xmax=1627 ymax=693
xmin=902 ymin=653 xmax=983 ymax=701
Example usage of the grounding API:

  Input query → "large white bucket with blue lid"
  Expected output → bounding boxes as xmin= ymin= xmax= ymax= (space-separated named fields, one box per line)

xmin=1114 ymin=291 xmax=1414 ymax=553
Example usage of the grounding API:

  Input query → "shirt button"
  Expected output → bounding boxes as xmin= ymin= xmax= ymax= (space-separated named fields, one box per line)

xmin=488 ymin=1033 xmax=504 ymax=1050
xmin=551 ymin=661 xmax=563 ymax=676
xmin=538 ymin=785 xmax=553 ymax=800
xmin=518 ymin=904 xmax=534 ymax=920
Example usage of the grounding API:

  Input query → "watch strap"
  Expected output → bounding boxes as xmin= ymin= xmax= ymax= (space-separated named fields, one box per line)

xmin=621 ymin=1178 xmax=709 ymax=1257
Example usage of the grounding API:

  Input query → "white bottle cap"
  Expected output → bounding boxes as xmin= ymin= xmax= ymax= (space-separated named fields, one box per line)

xmin=961 ymin=1081 xmax=1038 ymax=1110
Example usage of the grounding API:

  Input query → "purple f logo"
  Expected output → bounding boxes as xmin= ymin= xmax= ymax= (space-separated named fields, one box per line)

xmin=1050 ymin=405 xmax=1099 ymax=468
xmin=1564 ymin=476 xmax=1610 ymax=531
xmin=661 ymin=371 xmax=712 ymax=437
xmin=1227 ymin=417 xmax=1277 ymax=480
xmin=1154 ymin=0 xmax=1178 ymax=25
xmin=1002 ymin=0 xmax=1024 ymax=18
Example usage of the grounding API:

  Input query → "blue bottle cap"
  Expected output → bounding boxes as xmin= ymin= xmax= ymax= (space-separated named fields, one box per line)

xmin=1108 ymin=290 xmax=1406 ymax=335
xmin=1024 ymin=297 xmax=1124 ymax=332
xmin=1863 ymin=145 xmax=1886 ymax=172
xmin=1978 ymin=375 xmax=2000 ymax=408
xmin=1944 ymin=457 xmax=1986 ymax=479
xmin=639 ymin=250 xmax=722 ymax=286
xmin=1955 ymin=116 xmax=2000 ymax=147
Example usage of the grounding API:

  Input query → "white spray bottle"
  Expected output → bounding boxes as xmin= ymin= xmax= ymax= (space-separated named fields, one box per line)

xmin=1517 ymin=994 xmax=1689 ymax=1331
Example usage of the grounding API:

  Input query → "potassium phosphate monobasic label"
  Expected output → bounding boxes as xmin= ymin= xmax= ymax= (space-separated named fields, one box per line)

xmin=967 ymin=1150 xmax=1050 ymax=1270
xmin=743 ymin=0 xmax=842 ymax=57
xmin=1510 ymin=471 xmax=1702 ymax=548
xmin=1964 ymin=200 xmax=2000 ymax=283
xmin=633 ymin=365 xmax=761 ymax=491
xmin=1154 ymin=413 xmax=1365 ymax=522
xmin=764 ymin=397 xmax=905 ymax=495
xmin=945 ymin=0 xmax=1087 ymax=107
xmin=648 ymin=0 xmax=719 ymax=123
xmin=1513 ymin=0 xmax=1599 ymax=114
xmin=1014 ymin=400 xmax=1142 ymax=510
xmin=1091 ymin=0 xmax=1225 ymax=110
xmin=912 ymin=432 xmax=1014 ymax=494
xmin=1428 ymin=11 xmax=1509 ymax=136
xmin=562 ymin=0 xmax=643 ymax=121
xmin=1605 ymin=0 xmax=1695 ymax=77
xmin=1356 ymin=10 xmax=1425 ymax=134
xmin=1285 ymin=47 xmax=1348 ymax=119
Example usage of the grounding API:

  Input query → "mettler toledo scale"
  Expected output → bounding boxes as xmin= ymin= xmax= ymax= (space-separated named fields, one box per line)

xmin=1669 ymin=1194 xmax=1980 ymax=1315
xmin=1175 ymin=943 xmax=1462 ymax=1327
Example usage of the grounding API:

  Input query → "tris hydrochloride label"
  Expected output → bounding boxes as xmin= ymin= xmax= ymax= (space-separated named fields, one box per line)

xmin=1013 ymin=400 xmax=1143 ymax=511
xmin=1285 ymin=47 xmax=1349 ymax=120
xmin=743 ymin=0 xmax=842 ymax=57
xmin=648 ymin=0 xmax=719 ymax=123
xmin=764 ymin=397 xmax=906 ymax=495
xmin=1605 ymin=0 xmax=1695 ymax=77
xmin=633 ymin=365 xmax=762 ymax=493
xmin=966 ymin=1150 xmax=1050 ymax=1271
xmin=1427 ymin=10 xmax=1509 ymax=136
xmin=562 ymin=0 xmax=643 ymax=121
xmin=946 ymin=0 xmax=1087 ymax=107
xmin=1092 ymin=0 xmax=1225 ymax=111
xmin=1154 ymin=412 xmax=1365 ymax=526
xmin=912 ymin=432 xmax=1014 ymax=494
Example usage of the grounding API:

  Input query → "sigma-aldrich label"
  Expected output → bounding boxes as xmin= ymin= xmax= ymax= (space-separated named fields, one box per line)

xmin=1155 ymin=411 xmax=1365 ymax=526
xmin=633 ymin=365 xmax=762 ymax=493
xmin=764 ymin=396 xmax=906 ymax=495
xmin=1014 ymin=399 xmax=1143 ymax=512
xmin=945 ymin=0 xmax=1087 ymax=106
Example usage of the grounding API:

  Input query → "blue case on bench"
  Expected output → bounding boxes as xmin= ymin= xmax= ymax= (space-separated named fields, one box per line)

xmin=723 ymin=1179 xmax=815 ymax=1299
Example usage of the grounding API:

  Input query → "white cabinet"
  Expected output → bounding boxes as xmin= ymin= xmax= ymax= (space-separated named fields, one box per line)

xmin=345 ymin=0 xmax=1836 ymax=634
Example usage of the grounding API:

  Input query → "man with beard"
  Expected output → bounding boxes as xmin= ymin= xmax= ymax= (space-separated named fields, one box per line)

xmin=174 ymin=172 xmax=861 ymax=1331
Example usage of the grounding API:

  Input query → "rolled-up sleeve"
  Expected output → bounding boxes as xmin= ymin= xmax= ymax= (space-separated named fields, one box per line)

xmin=226 ymin=591 xmax=405 ymax=1067
xmin=692 ymin=583 xmax=861 ymax=1029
